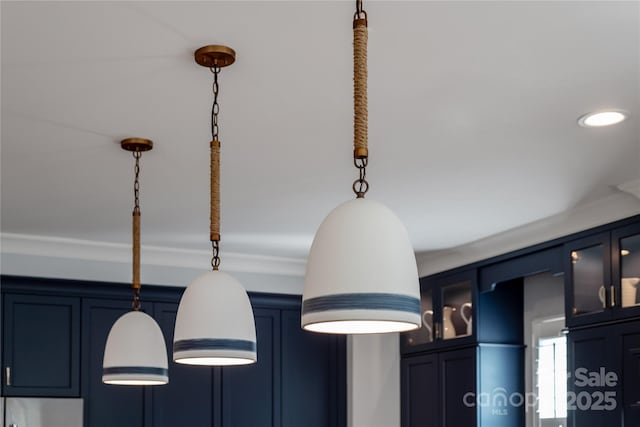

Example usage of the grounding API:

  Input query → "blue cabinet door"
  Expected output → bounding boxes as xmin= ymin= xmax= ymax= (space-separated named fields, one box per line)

xmin=623 ymin=327 xmax=640 ymax=426
xmin=2 ymin=293 xmax=80 ymax=396
xmin=221 ymin=308 xmax=280 ymax=427
xmin=440 ymin=348 xmax=476 ymax=427
xmin=281 ymin=309 xmax=346 ymax=427
xmin=82 ymin=298 xmax=144 ymax=427
xmin=564 ymin=233 xmax=613 ymax=327
xmin=150 ymin=302 xmax=216 ymax=427
xmin=401 ymin=353 xmax=439 ymax=427
xmin=567 ymin=325 xmax=621 ymax=427
xmin=612 ymin=223 xmax=640 ymax=321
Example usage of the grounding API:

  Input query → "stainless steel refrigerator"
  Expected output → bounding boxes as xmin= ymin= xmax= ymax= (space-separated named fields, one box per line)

xmin=1 ymin=397 xmax=83 ymax=427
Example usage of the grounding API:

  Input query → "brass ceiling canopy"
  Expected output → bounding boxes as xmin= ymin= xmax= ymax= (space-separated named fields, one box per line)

xmin=195 ymin=45 xmax=236 ymax=68
xmin=121 ymin=138 xmax=153 ymax=152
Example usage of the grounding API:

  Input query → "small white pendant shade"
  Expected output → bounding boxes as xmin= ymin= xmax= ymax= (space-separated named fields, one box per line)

xmin=173 ymin=270 xmax=257 ymax=366
xmin=302 ymin=198 xmax=421 ymax=334
xmin=102 ymin=311 xmax=169 ymax=385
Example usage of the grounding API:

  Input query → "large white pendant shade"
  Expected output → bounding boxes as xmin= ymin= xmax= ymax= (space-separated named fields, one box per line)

xmin=103 ymin=311 xmax=169 ymax=385
xmin=173 ymin=270 xmax=257 ymax=366
xmin=302 ymin=198 xmax=421 ymax=334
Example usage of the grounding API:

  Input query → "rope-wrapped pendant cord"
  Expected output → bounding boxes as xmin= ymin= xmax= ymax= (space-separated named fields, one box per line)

xmin=132 ymin=211 xmax=141 ymax=309
xmin=210 ymin=139 xmax=221 ymax=270
xmin=352 ymin=4 xmax=370 ymax=198
xmin=132 ymin=151 xmax=142 ymax=310
xmin=210 ymin=66 xmax=222 ymax=270
xmin=353 ymin=17 xmax=368 ymax=160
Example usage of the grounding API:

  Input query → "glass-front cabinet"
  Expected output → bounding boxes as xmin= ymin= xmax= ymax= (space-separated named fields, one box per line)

xmin=405 ymin=288 xmax=433 ymax=347
xmin=613 ymin=224 xmax=640 ymax=315
xmin=402 ymin=270 xmax=475 ymax=353
xmin=565 ymin=223 xmax=640 ymax=327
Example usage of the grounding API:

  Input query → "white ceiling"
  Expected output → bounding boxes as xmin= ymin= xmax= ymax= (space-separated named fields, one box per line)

xmin=2 ymin=1 xmax=640 ymax=269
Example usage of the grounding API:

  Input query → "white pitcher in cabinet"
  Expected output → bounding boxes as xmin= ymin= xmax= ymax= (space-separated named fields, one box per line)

xmin=442 ymin=306 xmax=456 ymax=339
xmin=460 ymin=302 xmax=472 ymax=336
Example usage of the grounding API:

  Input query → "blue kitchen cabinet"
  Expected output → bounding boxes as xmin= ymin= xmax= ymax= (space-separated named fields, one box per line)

xmin=402 ymin=345 xmax=523 ymax=427
xmin=402 ymin=270 xmax=477 ymax=353
xmin=2 ymin=293 xmax=80 ymax=397
xmin=567 ymin=321 xmax=640 ymax=427
xmin=401 ymin=347 xmax=476 ymax=427
xmin=281 ymin=309 xmax=346 ymax=427
xmin=219 ymin=306 xmax=347 ymax=427
xmin=401 ymin=353 xmax=439 ymax=426
xmin=1 ymin=277 xmax=347 ymax=427
xmin=440 ymin=348 xmax=477 ymax=426
xmin=564 ymin=223 xmax=640 ymax=327
xmin=566 ymin=324 xmax=620 ymax=427
xmin=622 ymin=325 xmax=640 ymax=426
xmin=220 ymin=308 xmax=280 ymax=427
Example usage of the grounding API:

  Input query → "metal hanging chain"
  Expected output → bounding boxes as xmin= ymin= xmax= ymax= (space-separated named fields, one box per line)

xmin=352 ymin=157 xmax=369 ymax=198
xmin=132 ymin=150 xmax=142 ymax=310
xmin=352 ymin=0 xmax=369 ymax=198
xmin=211 ymin=240 xmax=221 ymax=271
xmin=132 ymin=286 xmax=141 ymax=311
xmin=133 ymin=151 xmax=141 ymax=213
xmin=210 ymin=65 xmax=222 ymax=270
xmin=211 ymin=66 xmax=221 ymax=141
xmin=355 ymin=0 xmax=367 ymax=20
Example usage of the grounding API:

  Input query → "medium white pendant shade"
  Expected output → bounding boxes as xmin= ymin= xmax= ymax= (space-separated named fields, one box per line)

xmin=102 ymin=311 xmax=169 ymax=385
xmin=173 ymin=270 xmax=257 ymax=366
xmin=302 ymin=198 xmax=421 ymax=334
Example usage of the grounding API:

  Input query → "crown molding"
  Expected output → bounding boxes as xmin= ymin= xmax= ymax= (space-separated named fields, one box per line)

xmin=618 ymin=178 xmax=640 ymax=200
xmin=416 ymin=191 xmax=640 ymax=277
xmin=0 ymin=233 xmax=307 ymax=278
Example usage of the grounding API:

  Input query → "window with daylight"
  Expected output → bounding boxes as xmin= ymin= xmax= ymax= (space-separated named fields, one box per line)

xmin=537 ymin=336 xmax=567 ymax=422
xmin=532 ymin=317 xmax=567 ymax=427
xmin=532 ymin=315 xmax=567 ymax=427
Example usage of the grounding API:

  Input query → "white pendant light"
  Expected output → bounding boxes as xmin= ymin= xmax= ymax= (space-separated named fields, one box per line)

xmin=301 ymin=1 xmax=421 ymax=334
xmin=103 ymin=311 xmax=169 ymax=385
xmin=173 ymin=46 xmax=257 ymax=366
xmin=174 ymin=271 xmax=256 ymax=365
xmin=103 ymin=138 xmax=169 ymax=385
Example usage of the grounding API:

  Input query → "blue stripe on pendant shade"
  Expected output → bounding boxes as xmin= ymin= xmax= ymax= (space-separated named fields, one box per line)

xmin=103 ymin=366 xmax=168 ymax=376
xmin=302 ymin=293 xmax=420 ymax=315
xmin=173 ymin=338 xmax=257 ymax=354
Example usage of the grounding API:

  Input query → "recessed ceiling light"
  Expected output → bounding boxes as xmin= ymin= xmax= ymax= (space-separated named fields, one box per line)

xmin=578 ymin=110 xmax=628 ymax=128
